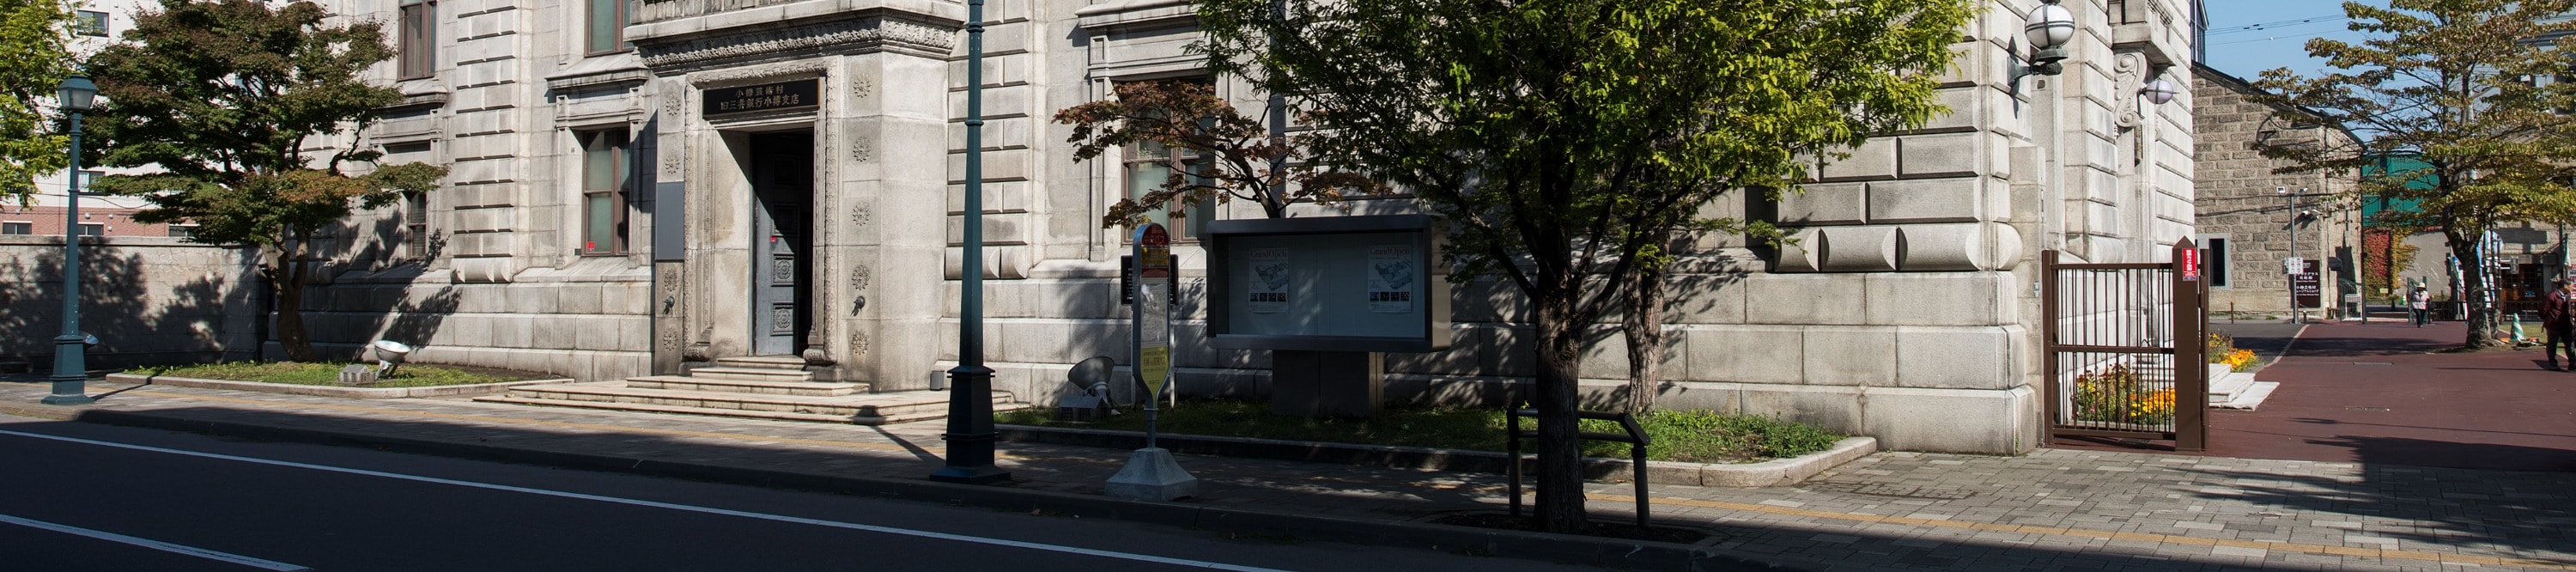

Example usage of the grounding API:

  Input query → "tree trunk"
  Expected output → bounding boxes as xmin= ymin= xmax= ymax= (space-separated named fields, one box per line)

xmin=1530 ymin=292 xmax=1589 ymax=532
xmin=1620 ymin=265 xmax=1665 ymax=414
xmin=273 ymin=238 xmax=316 ymax=362
xmin=2450 ymin=232 xmax=2505 ymax=350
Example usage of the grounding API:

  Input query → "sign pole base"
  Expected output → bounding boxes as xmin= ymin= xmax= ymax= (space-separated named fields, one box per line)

xmin=1103 ymin=447 xmax=1198 ymax=502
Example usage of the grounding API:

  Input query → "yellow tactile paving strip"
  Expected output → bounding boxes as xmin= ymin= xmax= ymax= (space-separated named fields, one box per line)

xmin=34 ymin=387 xmax=2576 ymax=570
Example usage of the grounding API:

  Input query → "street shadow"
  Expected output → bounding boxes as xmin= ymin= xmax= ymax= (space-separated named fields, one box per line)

xmin=2179 ymin=438 xmax=2576 ymax=560
xmin=2273 ymin=334 xmax=2457 ymax=357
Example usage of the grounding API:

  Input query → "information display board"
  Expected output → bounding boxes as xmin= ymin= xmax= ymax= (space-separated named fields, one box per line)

xmin=1133 ymin=224 xmax=1172 ymax=399
xmin=1205 ymin=215 xmax=1450 ymax=352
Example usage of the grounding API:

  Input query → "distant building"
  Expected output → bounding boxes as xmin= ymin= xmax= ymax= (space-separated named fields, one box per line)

xmin=2189 ymin=64 xmax=2363 ymax=318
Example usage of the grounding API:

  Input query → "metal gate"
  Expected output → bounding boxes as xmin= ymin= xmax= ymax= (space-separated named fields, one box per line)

xmin=2042 ymin=238 xmax=2208 ymax=451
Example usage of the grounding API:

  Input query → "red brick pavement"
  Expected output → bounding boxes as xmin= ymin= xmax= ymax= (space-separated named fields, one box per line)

xmin=2057 ymin=320 xmax=2576 ymax=472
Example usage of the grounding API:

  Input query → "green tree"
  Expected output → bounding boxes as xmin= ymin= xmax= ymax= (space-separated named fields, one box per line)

xmin=83 ymin=0 xmax=444 ymax=361
xmin=0 ymin=0 xmax=72 ymax=201
xmin=2251 ymin=0 xmax=2576 ymax=350
xmin=1194 ymin=0 xmax=1970 ymax=530
xmin=1054 ymin=79 xmax=1384 ymax=224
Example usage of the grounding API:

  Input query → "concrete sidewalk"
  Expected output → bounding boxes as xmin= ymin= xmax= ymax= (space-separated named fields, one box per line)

xmin=3 ymin=378 xmax=2572 ymax=571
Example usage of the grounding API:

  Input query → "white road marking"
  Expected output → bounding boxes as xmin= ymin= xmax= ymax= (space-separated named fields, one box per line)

xmin=0 ymin=512 xmax=311 ymax=571
xmin=0 ymin=429 xmax=1289 ymax=572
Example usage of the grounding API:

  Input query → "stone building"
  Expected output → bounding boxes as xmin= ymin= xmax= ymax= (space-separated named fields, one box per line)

xmin=160 ymin=0 xmax=2208 ymax=454
xmin=2188 ymin=64 xmax=2361 ymax=318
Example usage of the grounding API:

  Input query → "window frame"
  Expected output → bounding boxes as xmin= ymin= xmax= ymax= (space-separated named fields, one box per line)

xmin=1113 ymin=77 xmax=1220 ymax=242
xmin=398 ymin=0 xmax=436 ymax=80
xmin=166 ymin=223 xmax=197 ymax=240
xmin=404 ymin=192 xmax=431 ymax=260
xmin=0 ymin=222 xmax=28 ymax=235
xmin=76 ymin=223 xmax=104 ymax=237
xmin=583 ymin=0 xmax=633 ymax=56
xmin=72 ymin=10 xmax=106 ymax=37
xmin=576 ymin=128 xmax=631 ymax=256
xmin=2196 ymin=233 xmax=2232 ymax=289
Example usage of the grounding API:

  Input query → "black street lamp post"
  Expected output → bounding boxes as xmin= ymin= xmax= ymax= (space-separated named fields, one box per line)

xmin=44 ymin=76 xmax=98 ymax=406
xmin=931 ymin=0 xmax=1009 ymax=484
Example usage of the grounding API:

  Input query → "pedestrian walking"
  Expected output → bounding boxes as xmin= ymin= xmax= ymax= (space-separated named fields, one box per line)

xmin=2547 ymin=279 xmax=2576 ymax=371
xmin=2410 ymin=286 xmax=2431 ymax=327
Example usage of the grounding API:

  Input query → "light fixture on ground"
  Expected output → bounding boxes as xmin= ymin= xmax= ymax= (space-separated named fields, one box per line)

xmin=43 ymin=76 xmax=98 ymax=406
xmin=930 ymin=0 xmax=1010 ymax=485
xmin=2009 ymin=0 xmax=2075 ymax=90
xmin=372 ymin=339 xmax=414 ymax=377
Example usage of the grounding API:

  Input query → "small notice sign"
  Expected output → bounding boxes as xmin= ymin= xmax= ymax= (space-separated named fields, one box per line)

xmin=1248 ymin=248 xmax=1290 ymax=313
xmin=1365 ymin=244 xmax=1414 ymax=313
xmin=703 ymin=79 xmax=821 ymax=116
xmin=2179 ymin=248 xmax=2200 ymax=282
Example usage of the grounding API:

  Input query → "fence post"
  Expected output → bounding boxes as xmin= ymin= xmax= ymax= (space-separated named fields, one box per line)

xmin=2041 ymin=250 xmax=2061 ymax=434
xmin=2173 ymin=238 xmax=2208 ymax=452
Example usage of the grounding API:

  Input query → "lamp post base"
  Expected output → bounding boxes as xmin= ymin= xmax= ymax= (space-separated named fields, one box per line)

xmin=927 ymin=464 xmax=1012 ymax=484
xmin=39 ymin=392 xmax=95 ymax=406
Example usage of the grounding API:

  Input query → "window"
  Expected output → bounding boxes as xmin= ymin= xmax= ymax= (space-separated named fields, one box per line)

xmin=1116 ymin=79 xmax=1218 ymax=240
xmin=2196 ymin=234 xmax=2232 ymax=289
xmin=585 ymin=0 xmax=630 ymax=54
xmin=578 ymin=129 xmax=629 ymax=255
xmin=73 ymin=10 xmax=106 ymax=37
xmin=1 ymin=222 xmax=27 ymax=234
xmin=77 ymin=223 xmax=103 ymax=236
xmin=404 ymin=192 xmax=429 ymax=259
xmin=76 ymin=170 xmax=100 ymax=188
xmin=398 ymin=0 xmax=435 ymax=79
xmin=166 ymin=224 xmax=197 ymax=240
xmin=1124 ymin=138 xmax=1214 ymax=239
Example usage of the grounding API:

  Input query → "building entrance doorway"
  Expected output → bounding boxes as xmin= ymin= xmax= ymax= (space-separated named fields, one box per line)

xmin=749 ymin=131 xmax=813 ymax=356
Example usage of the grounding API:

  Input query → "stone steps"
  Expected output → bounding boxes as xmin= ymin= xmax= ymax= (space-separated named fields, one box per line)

xmin=624 ymin=375 xmax=862 ymax=396
xmin=681 ymin=367 xmax=817 ymax=383
xmin=714 ymin=356 xmax=811 ymax=370
xmin=476 ymin=381 xmax=1021 ymax=425
xmin=2214 ymin=380 xmax=2281 ymax=411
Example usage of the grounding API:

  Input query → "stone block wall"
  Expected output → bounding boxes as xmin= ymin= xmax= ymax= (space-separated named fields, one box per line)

xmin=0 ymin=237 xmax=259 ymax=369
xmin=2190 ymin=64 xmax=2358 ymax=315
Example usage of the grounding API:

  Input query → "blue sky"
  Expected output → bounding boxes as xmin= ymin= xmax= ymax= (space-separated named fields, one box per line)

xmin=2201 ymin=1 xmax=2387 ymax=80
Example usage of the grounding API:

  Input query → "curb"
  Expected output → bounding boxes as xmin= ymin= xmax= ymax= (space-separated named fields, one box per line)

xmin=1 ymin=404 xmax=1791 ymax=571
xmin=997 ymin=425 xmax=1875 ymax=488
xmin=102 ymin=374 xmax=573 ymax=399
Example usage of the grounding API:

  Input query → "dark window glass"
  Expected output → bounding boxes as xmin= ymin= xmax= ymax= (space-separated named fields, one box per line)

xmin=2203 ymin=238 xmax=2231 ymax=289
xmin=73 ymin=11 xmax=106 ymax=37
xmin=586 ymin=0 xmax=630 ymax=54
xmin=77 ymin=223 xmax=103 ymax=236
xmin=399 ymin=0 xmax=435 ymax=79
xmin=405 ymin=192 xmax=430 ymax=259
xmin=167 ymin=224 xmax=196 ymax=240
xmin=1 ymin=222 xmax=27 ymax=234
xmin=580 ymin=130 xmax=629 ymax=254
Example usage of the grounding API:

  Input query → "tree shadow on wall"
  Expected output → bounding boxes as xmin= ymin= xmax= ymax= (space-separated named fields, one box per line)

xmin=282 ymin=216 xmax=459 ymax=362
xmin=0 ymin=241 xmax=252 ymax=369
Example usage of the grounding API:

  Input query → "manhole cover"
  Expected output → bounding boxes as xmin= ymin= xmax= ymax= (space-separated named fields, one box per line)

xmin=2347 ymin=406 xmax=2390 ymax=411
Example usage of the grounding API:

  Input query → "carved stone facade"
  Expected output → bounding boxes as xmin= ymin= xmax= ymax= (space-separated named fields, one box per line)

xmin=264 ymin=0 xmax=2198 ymax=454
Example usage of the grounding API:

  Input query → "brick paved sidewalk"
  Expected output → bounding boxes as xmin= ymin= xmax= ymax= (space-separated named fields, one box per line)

xmin=3 ymin=378 xmax=2571 ymax=571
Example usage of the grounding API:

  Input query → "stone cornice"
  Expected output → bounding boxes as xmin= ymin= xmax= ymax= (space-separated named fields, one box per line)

xmin=635 ymin=12 xmax=957 ymax=73
xmin=630 ymin=0 xmax=963 ymax=73
xmin=1075 ymin=0 xmax=1196 ymax=33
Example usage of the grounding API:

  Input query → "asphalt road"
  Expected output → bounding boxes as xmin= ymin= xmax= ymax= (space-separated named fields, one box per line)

xmin=0 ymin=414 xmax=1598 ymax=571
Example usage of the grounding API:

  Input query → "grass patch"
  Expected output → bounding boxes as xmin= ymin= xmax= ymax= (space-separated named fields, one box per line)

xmin=125 ymin=362 xmax=543 ymax=388
xmin=999 ymin=399 xmax=1844 ymax=464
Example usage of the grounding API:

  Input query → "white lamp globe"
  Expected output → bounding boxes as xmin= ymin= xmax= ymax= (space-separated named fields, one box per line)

xmin=2026 ymin=3 xmax=2076 ymax=50
xmin=2142 ymin=78 xmax=2179 ymax=105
